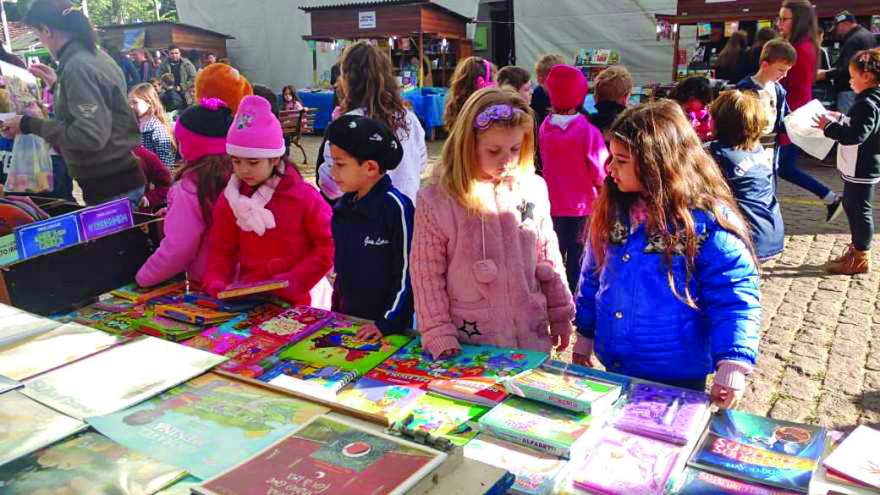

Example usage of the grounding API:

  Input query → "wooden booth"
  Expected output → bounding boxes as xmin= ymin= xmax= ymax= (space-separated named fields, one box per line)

xmin=300 ymin=0 xmax=473 ymax=88
xmin=98 ymin=21 xmax=233 ymax=60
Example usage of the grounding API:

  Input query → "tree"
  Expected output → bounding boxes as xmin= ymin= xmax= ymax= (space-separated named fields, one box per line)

xmin=12 ymin=0 xmax=177 ymax=25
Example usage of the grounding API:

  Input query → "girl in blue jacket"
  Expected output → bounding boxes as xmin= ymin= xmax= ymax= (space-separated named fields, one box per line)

xmin=574 ymin=100 xmax=761 ymax=409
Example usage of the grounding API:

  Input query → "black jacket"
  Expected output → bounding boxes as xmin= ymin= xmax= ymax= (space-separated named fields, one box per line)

xmin=825 ymin=87 xmax=880 ymax=184
xmin=590 ymin=100 xmax=627 ymax=136
xmin=331 ymin=175 xmax=415 ymax=333
xmin=830 ymin=26 xmax=877 ymax=93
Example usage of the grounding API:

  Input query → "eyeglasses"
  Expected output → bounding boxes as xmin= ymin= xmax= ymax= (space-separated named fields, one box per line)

xmin=776 ymin=16 xmax=793 ymax=23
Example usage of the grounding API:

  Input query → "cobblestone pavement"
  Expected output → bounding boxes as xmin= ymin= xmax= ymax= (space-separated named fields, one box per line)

xmin=294 ymin=136 xmax=880 ymax=431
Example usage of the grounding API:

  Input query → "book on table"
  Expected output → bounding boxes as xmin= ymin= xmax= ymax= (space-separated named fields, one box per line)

xmin=505 ymin=364 xmax=622 ymax=414
xmin=217 ymin=279 xmax=289 ymax=299
xmin=0 ymin=390 xmax=86 ymax=467
xmin=257 ymin=358 xmax=359 ymax=401
xmin=822 ymin=425 xmax=880 ymax=490
xmin=614 ymin=382 xmax=712 ymax=446
xmin=154 ymin=302 xmax=238 ymax=326
xmin=464 ymin=434 xmax=568 ymax=495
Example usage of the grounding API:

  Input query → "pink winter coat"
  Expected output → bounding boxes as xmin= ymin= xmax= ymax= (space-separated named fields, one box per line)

xmin=539 ymin=114 xmax=607 ymax=217
xmin=136 ymin=176 xmax=211 ymax=287
xmin=410 ymin=175 xmax=575 ymax=359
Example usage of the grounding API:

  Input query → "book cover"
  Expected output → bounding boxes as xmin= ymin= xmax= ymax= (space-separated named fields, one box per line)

xmin=258 ymin=358 xmax=359 ymax=400
xmin=0 ymin=310 xmax=61 ymax=347
xmin=676 ymin=467 xmax=801 ymax=495
xmin=184 ymin=292 xmax=261 ymax=313
xmin=195 ymin=415 xmax=447 ymax=495
xmin=111 ymin=280 xmax=187 ymax=303
xmin=22 ymin=336 xmax=226 ymax=420
xmin=464 ymin=435 xmax=568 ymax=495
xmin=572 ymin=427 xmax=681 ymax=495
xmin=93 ymin=311 xmax=151 ymax=336
xmin=428 ymin=376 xmax=508 ymax=407
xmin=615 ymin=382 xmax=711 ymax=445
xmin=0 ymin=430 xmax=185 ymax=495
xmin=391 ymin=392 xmax=488 ymax=447
xmin=88 ymin=373 xmax=329 ymax=480
xmin=137 ymin=314 xmax=204 ymax=342
xmin=69 ymin=305 xmax=118 ymax=327
xmin=217 ymin=279 xmax=289 ymax=299
xmin=154 ymin=302 xmax=238 ymax=326
xmin=0 ymin=390 xmax=87 ymax=466
xmin=337 ymin=376 xmax=427 ymax=422
xmin=0 ymin=373 xmax=21 ymax=394
xmin=539 ymin=359 xmax=631 ymax=389
xmin=218 ymin=334 xmax=288 ymax=373
xmin=215 ymin=303 xmax=288 ymax=334
xmin=689 ymin=409 xmax=827 ymax=493
xmin=252 ymin=305 xmax=334 ymax=341
xmin=93 ymin=295 xmax=142 ymax=313
xmin=478 ymin=396 xmax=592 ymax=458
xmin=505 ymin=367 xmax=621 ymax=414
xmin=183 ymin=326 xmax=248 ymax=355
xmin=279 ymin=324 xmax=411 ymax=374
xmin=822 ymin=425 xmax=880 ymax=489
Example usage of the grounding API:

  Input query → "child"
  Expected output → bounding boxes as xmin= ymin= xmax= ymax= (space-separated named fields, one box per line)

xmin=133 ymin=145 xmax=171 ymax=213
xmin=814 ymin=48 xmax=880 ymax=275
xmin=202 ymin=95 xmax=334 ymax=305
xmin=574 ymin=100 xmax=760 ymax=408
xmin=129 ymin=83 xmax=177 ymax=168
xmin=136 ymin=98 xmax=234 ymax=287
xmin=497 ymin=66 xmax=532 ymax=103
xmin=670 ymin=76 xmax=715 ymax=141
xmin=540 ymin=65 xmax=608 ymax=294
xmin=411 ymin=88 xmax=574 ymax=360
xmin=326 ymin=115 xmax=414 ymax=339
xmin=591 ymin=65 xmax=633 ymax=135
xmin=318 ymin=41 xmax=427 ymax=205
xmin=530 ymin=54 xmax=565 ymax=128
xmin=282 ymin=85 xmax=304 ymax=113
xmin=709 ymin=90 xmax=785 ymax=261
xmin=444 ymin=57 xmax=497 ymax=131
xmin=160 ymin=73 xmax=185 ymax=113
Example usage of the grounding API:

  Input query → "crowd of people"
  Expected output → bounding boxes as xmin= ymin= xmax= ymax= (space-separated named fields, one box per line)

xmin=0 ymin=0 xmax=878 ymax=410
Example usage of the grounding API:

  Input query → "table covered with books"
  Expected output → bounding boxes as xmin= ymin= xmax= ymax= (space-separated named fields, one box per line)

xmin=0 ymin=278 xmax=877 ymax=495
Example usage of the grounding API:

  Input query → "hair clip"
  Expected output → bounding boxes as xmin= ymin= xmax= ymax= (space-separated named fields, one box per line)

xmin=473 ymin=104 xmax=524 ymax=130
xmin=62 ymin=4 xmax=83 ymax=16
xmin=199 ymin=98 xmax=228 ymax=111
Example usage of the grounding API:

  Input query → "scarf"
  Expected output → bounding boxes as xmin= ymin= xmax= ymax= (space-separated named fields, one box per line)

xmin=223 ymin=162 xmax=285 ymax=236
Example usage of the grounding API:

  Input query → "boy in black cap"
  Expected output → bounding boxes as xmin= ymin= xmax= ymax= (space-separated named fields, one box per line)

xmin=327 ymin=114 xmax=415 ymax=339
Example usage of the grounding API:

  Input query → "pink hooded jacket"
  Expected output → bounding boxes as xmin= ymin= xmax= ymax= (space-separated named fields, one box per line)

xmin=539 ymin=113 xmax=607 ymax=217
xmin=410 ymin=174 xmax=575 ymax=359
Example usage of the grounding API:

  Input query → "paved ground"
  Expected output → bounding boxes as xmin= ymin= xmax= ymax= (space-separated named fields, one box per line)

xmin=295 ymin=135 xmax=879 ymax=431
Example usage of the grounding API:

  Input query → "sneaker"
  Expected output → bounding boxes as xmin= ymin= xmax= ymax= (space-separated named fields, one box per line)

xmin=826 ymin=197 xmax=844 ymax=223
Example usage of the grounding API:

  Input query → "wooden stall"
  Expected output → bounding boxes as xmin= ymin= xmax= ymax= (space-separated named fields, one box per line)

xmin=98 ymin=21 xmax=233 ymax=58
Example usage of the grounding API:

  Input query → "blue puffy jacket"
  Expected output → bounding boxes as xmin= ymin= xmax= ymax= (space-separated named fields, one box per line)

xmin=575 ymin=209 xmax=761 ymax=383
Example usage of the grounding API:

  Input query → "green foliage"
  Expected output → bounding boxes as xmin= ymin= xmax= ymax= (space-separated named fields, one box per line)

xmin=12 ymin=0 xmax=177 ymax=25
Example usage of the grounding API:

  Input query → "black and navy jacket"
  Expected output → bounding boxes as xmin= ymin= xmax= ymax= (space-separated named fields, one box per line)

xmin=331 ymin=175 xmax=415 ymax=334
xmin=825 ymin=87 xmax=880 ymax=185
xmin=737 ymin=76 xmax=790 ymax=170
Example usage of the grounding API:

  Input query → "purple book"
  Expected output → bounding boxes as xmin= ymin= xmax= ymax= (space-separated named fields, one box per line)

xmin=614 ymin=383 xmax=710 ymax=445
xmin=573 ymin=428 xmax=681 ymax=495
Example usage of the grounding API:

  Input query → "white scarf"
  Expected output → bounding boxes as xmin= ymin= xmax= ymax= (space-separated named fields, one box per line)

xmin=223 ymin=163 xmax=285 ymax=236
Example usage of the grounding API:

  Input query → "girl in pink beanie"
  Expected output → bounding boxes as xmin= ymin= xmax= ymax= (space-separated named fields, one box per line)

xmin=202 ymin=95 xmax=334 ymax=306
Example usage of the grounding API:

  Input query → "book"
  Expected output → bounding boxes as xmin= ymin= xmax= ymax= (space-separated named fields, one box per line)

xmin=810 ymin=431 xmax=880 ymax=495
xmin=428 ymin=376 xmax=508 ymax=407
xmin=0 ymin=321 xmax=121 ymax=380
xmin=337 ymin=376 xmax=427 ymax=422
xmin=69 ymin=305 xmax=119 ymax=327
xmin=0 ymin=373 xmax=21 ymax=394
xmin=0 ymin=430 xmax=185 ymax=494
xmin=252 ymin=305 xmax=334 ymax=341
xmin=464 ymin=435 xmax=568 ymax=495
xmin=279 ymin=324 xmax=411 ymax=375
xmin=615 ymin=382 xmax=711 ymax=445
xmin=111 ymin=280 xmax=187 ymax=303
xmin=93 ymin=311 xmax=151 ymax=336
xmin=0 ymin=310 xmax=61 ymax=346
xmin=216 ymin=302 xmax=289 ymax=334
xmin=154 ymin=302 xmax=238 ymax=326
xmin=194 ymin=415 xmax=448 ymax=495
xmin=137 ymin=314 xmax=204 ymax=341
xmin=505 ymin=366 xmax=621 ymax=414
xmin=689 ymin=409 xmax=827 ymax=493
xmin=391 ymin=392 xmax=489 ymax=447
xmin=183 ymin=326 xmax=249 ymax=355
xmin=218 ymin=333 xmax=288 ymax=373
xmin=154 ymin=475 xmax=202 ymax=495
xmin=22 ymin=336 xmax=226 ymax=420
xmin=217 ymin=279 xmax=289 ymax=299
xmin=184 ymin=292 xmax=261 ymax=312
xmin=93 ymin=294 xmax=142 ymax=312
xmin=572 ymin=427 xmax=682 ymax=495
xmin=538 ymin=359 xmax=631 ymax=389
xmin=676 ymin=467 xmax=801 ymax=494
xmin=478 ymin=396 xmax=592 ymax=458
xmin=257 ymin=358 xmax=359 ymax=400
xmin=0 ymin=390 xmax=87 ymax=466
xmin=88 ymin=373 xmax=329 ymax=479
xmin=822 ymin=425 xmax=880 ymax=490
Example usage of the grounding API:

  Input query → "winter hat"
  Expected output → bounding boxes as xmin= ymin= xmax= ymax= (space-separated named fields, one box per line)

xmin=546 ymin=65 xmax=588 ymax=112
xmin=195 ymin=63 xmax=253 ymax=113
xmin=226 ymin=95 xmax=286 ymax=159
xmin=175 ymin=98 xmax=234 ymax=164
xmin=326 ymin=115 xmax=403 ymax=172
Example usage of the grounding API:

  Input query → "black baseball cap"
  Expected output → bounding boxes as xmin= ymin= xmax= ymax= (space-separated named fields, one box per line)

xmin=326 ymin=115 xmax=404 ymax=172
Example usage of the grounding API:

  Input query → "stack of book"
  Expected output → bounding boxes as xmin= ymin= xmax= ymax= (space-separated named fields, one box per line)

xmin=815 ymin=425 xmax=880 ymax=494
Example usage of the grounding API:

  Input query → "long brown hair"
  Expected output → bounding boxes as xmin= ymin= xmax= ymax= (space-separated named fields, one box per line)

xmin=445 ymin=57 xmax=497 ymax=131
xmin=340 ymin=41 xmax=409 ymax=137
xmin=129 ymin=83 xmax=177 ymax=151
xmin=589 ymin=100 xmax=756 ymax=308
xmin=173 ymin=155 xmax=232 ymax=225
xmin=716 ymin=30 xmax=749 ymax=73
xmin=781 ymin=0 xmax=819 ymax=51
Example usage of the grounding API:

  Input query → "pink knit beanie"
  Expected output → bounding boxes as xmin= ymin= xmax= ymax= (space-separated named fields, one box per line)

xmin=226 ymin=95 xmax=286 ymax=158
xmin=546 ymin=64 xmax=588 ymax=112
xmin=174 ymin=98 xmax=233 ymax=164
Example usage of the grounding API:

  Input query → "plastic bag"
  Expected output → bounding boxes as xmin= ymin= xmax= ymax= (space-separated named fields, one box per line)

xmin=4 ymin=134 xmax=53 ymax=193
xmin=783 ymin=99 xmax=836 ymax=160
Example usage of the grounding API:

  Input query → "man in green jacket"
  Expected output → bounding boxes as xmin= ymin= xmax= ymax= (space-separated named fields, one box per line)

xmin=159 ymin=45 xmax=197 ymax=105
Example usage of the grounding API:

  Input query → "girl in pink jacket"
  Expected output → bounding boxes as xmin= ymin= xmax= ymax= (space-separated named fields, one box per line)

xmin=136 ymin=99 xmax=234 ymax=287
xmin=411 ymin=88 xmax=575 ymax=360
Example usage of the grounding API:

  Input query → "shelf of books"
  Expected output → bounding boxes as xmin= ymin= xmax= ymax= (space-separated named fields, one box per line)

xmin=1 ymin=278 xmax=878 ymax=494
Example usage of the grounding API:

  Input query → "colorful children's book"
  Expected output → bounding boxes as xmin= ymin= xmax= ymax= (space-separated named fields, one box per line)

xmin=615 ymin=382 xmax=711 ymax=445
xmin=88 ymin=373 xmax=328 ymax=479
xmin=675 ymin=467 xmax=801 ymax=495
xmin=184 ymin=291 xmax=261 ymax=312
xmin=478 ymin=396 xmax=592 ymax=458
xmin=154 ymin=302 xmax=238 ymax=326
xmin=0 ymin=430 xmax=185 ymax=494
xmin=137 ymin=314 xmax=204 ymax=341
xmin=573 ymin=427 xmax=682 ymax=495
xmin=91 ymin=309 xmax=152 ymax=336
xmin=428 ymin=376 xmax=508 ymax=407
xmin=252 ymin=305 xmax=334 ymax=341
xmin=538 ymin=359 xmax=631 ymax=390
xmin=822 ymin=425 xmax=880 ymax=490
xmin=216 ymin=302 xmax=288 ymax=334
xmin=0 ymin=390 xmax=87 ymax=466
xmin=217 ymin=279 xmax=289 ymax=299
xmin=505 ymin=366 xmax=621 ymax=414
xmin=22 ymin=336 xmax=226 ymax=420
xmin=93 ymin=294 xmax=142 ymax=312
xmin=337 ymin=376 xmax=427 ymax=422
xmin=689 ymin=409 xmax=827 ymax=493
xmin=279 ymin=324 xmax=411 ymax=374
xmin=194 ymin=415 xmax=448 ymax=495
xmin=111 ymin=280 xmax=187 ymax=303
xmin=218 ymin=333 xmax=288 ymax=373
xmin=0 ymin=322 xmax=121 ymax=380
xmin=69 ymin=305 xmax=119 ymax=326
xmin=183 ymin=326 xmax=249 ymax=355
xmin=257 ymin=358 xmax=359 ymax=400
xmin=391 ymin=392 xmax=488 ymax=447
xmin=464 ymin=435 xmax=568 ymax=495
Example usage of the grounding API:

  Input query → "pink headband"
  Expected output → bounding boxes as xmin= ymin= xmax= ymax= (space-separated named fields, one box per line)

xmin=474 ymin=104 xmax=525 ymax=130
xmin=475 ymin=59 xmax=495 ymax=90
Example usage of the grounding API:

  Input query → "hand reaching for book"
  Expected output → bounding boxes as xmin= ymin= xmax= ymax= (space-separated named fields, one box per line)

xmin=710 ymin=383 xmax=742 ymax=409
xmin=572 ymin=337 xmax=594 ymax=367
xmin=355 ymin=323 xmax=382 ymax=341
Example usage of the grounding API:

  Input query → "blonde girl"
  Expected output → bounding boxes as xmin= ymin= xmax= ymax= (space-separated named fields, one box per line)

xmin=129 ymin=82 xmax=177 ymax=168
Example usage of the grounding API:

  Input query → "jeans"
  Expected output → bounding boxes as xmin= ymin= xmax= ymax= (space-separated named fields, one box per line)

xmin=778 ymin=144 xmax=832 ymax=200
xmin=837 ymin=91 xmax=857 ymax=114
xmin=552 ymin=216 xmax=587 ymax=295
xmin=843 ymin=181 xmax=875 ymax=251
xmin=103 ymin=186 xmax=145 ymax=208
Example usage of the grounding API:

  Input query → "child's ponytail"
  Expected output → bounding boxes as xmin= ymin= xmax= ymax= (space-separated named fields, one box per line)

xmin=24 ymin=0 xmax=98 ymax=54
xmin=850 ymin=48 xmax=880 ymax=83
